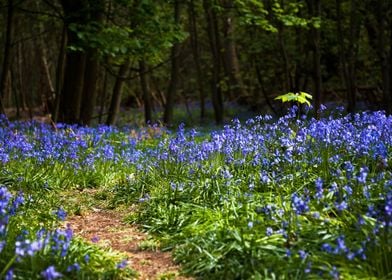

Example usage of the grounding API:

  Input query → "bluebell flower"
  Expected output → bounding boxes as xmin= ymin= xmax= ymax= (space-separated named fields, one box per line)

xmin=335 ymin=200 xmax=348 ymax=212
xmin=304 ymin=262 xmax=312 ymax=273
xmin=291 ymin=192 xmax=309 ymax=214
xmin=329 ymin=266 xmax=339 ymax=279
xmin=5 ymin=268 xmax=13 ymax=280
xmin=336 ymin=235 xmax=347 ymax=253
xmin=41 ymin=266 xmax=62 ymax=280
xmin=266 ymin=227 xmax=273 ymax=236
xmin=91 ymin=235 xmax=100 ymax=243
xmin=312 ymin=212 xmax=320 ymax=219
xmin=66 ymin=263 xmax=80 ymax=272
xmin=298 ymin=250 xmax=307 ymax=260
xmin=54 ymin=208 xmax=67 ymax=221
xmin=138 ymin=194 xmax=150 ymax=203
xmin=84 ymin=254 xmax=90 ymax=263
xmin=321 ymin=243 xmax=333 ymax=253
xmin=357 ymin=167 xmax=368 ymax=184
xmin=315 ymin=178 xmax=323 ymax=200
xmin=116 ymin=259 xmax=128 ymax=269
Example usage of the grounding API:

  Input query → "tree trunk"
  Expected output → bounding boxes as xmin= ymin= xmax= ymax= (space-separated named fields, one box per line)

xmin=203 ymin=0 xmax=224 ymax=124
xmin=139 ymin=61 xmax=152 ymax=124
xmin=377 ymin=0 xmax=391 ymax=113
xmin=98 ymin=68 xmax=108 ymax=123
xmin=80 ymin=50 xmax=100 ymax=125
xmin=221 ymin=0 xmax=245 ymax=101
xmin=389 ymin=17 xmax=392 ymax=114
xmin=0 ymin=0 xmax=15 ymax=114
xmin=16 ymin=42 xmax=26 ymax=111
xmin=53 ymin=25 xmax=67 ymax=123
xmin=80 ymin=0 xmax=105 ymax=125
xmin=33 ymin=0 xmax=55 ymax=115
xmin=336 ymin=0 xmax=360 ymax=113
xmin=255 ymin=64 xmax=277 ymax=115
xmin=163 ymin=0 xmax=181 ymax=126
xmin=278 ymin=27 xmax=293 ymax=92
xmin=60 ymin=46 xmax=86 ymax=123
xmin=106 ymin=61 xmax=131 ymax=126
xmin=188 ymin=0 xmax=206 ymax=122
xmin=59 ymin=0 xmax=88 ymax=123
xmin=307 ymin=0 xmax=322 ymax=118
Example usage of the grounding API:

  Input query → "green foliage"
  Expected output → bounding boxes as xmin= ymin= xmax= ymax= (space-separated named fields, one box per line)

xmin=275 ymin=91 xmax=313 ymax=106
xmin=236 ymin=0 xmax=321 ymax=31
xmin=68 ymin=0 xmax=188 ymax=63
xmin=236 ymin=0 xmax=277 ymax=32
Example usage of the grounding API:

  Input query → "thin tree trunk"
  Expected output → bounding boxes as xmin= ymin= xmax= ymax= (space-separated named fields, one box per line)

xmin=33 ymin=0 xmax=55 ymax=115
xmin=336 ymin=0 xmax=359 ymax=113
xmin=255 ymin=64 xmax=277 ymax=115
xmin=53 ymin=25 xmax=67 ymax=123
xmin=21 ymin=42 xmax=34 ymax=120
xmin=221 ymin=0 xmax=245 ymax=100
xmin=80 ymin=0 xmax=105 ymax=125
xmin=139 ymin=61 xmax=152 ymax=124
xmin=16 ymin=42 xmax=26 ymax=111
xmin=203 ymin=0 xmax=224 ymax=124
xmin=278 ymin=27 xmax=293 ymax=92
xmin=106 ymin=60 xmax=131 ymax=125
xmin=98 ymin=68 xmax=108 ymax=123
xmin=10 ymin=69 xmax=20 ymax=119
xmin=389 ymin=17 xmax=392 ymax=114
xmin=336 ymin=0 xmax=350 ymax=109
xmin=307 ymin=0 xmax=322 ymax=118
xmin=347 ymin=0 xmax=360 ymax=113
xmin=377 ymin=0 xmax=391 ymax=113
xmin=188 ymin=0 xmax=206 ymax=121
xmin=98 ymin=0 xmax=112 ymax=123
xmin=0 ymin=0 xmax=15 ymax=111
xmin=0 ymin=97 xmax=4 ymax=115
xmin=163 ymin=0 xmax=181 ymax=126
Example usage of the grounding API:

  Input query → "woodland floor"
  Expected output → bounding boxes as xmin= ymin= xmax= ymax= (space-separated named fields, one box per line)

xmin=63 ymin=189 xmax=192 ymax=280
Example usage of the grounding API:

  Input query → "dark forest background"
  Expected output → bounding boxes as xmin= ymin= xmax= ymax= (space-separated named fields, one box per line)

xmin=0 ymin=0 xmax=391 ymax=126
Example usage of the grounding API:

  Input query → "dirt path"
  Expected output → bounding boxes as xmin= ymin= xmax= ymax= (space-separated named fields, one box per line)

xmin=67 ymin=209 xmax=190 ymax=280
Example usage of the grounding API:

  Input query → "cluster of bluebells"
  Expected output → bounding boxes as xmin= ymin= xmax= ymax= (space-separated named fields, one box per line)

xmin=0 ymin=185 xmax=131 ymax=279
xmin=0 ymin=185 xmax=76 ymax=279
xmin=2 ymin=107 xmax=392 ymax=278
xmin=0 ymin=115 xmax=151 ymax=170
xmin=136 ymin=107 xmax=392 ymax=277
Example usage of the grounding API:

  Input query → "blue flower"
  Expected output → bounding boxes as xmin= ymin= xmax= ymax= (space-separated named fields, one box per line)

xmin=66 ymin=263 xmax=80 ymax=272
xmin=329 ymin=266 xmax=339 ymax=279
xmin=84 ymin=254 xmax=90 ymax=263
xmin=266 ymin=227 xmax=273 ymax=236
xmin=357 ymin=167 xmax=368 ymax=184
xmin=54 ymin=208 xmax=67 ymax=221
xmin=116 ymin=259 xmax=128 ymax=269
xmin=298 ymin=250 xmax=307 ymax=260
xmin=5 ymin=268 xmax=13 ymax=280
xmin=91 ymin=235 xmax=100 ymax=243
xmin=291 ymin=192 xmax=309 ymax=214
xmin=41 ymin=266 xmax=62 ymax=280
xmin=336 ymin=235 xmax=347 ymax=253
xmin=321 ymin=243 xmax=333 ymax=253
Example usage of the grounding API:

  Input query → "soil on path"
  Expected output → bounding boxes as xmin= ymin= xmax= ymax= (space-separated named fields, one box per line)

xmin=67 ymin=209 xmax=190 ymax=280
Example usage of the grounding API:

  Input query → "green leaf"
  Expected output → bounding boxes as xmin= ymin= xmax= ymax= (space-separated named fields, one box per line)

xmin=274 ymin=91 xmax=312 ymax=106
